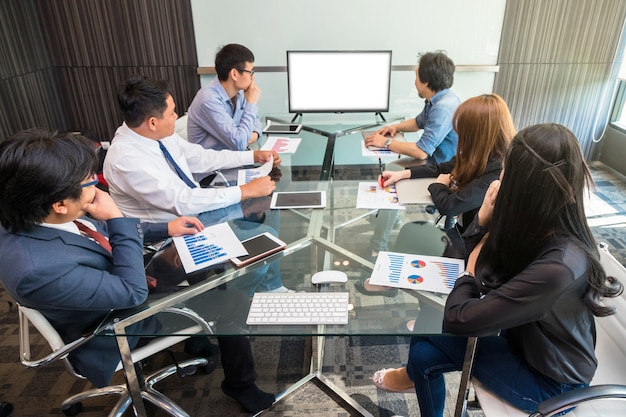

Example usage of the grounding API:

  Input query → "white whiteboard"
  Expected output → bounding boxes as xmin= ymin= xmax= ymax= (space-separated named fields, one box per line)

xmin=189 ymin=0 xmax=506 ymax=114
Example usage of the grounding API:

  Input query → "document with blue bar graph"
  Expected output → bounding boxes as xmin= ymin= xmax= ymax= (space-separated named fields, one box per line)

xmin=368 ymin=251 xmax=465 ymax=295
xmin=237 ymin=155 xmax=273 ymax=186
xmin=173 ymin=222 xmax=247 ymax=273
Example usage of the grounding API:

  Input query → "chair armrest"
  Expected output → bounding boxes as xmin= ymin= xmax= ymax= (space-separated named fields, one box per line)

xmin=162 ymin=306 xmax=214 ymax=334
xmin=21 ymin=334 xmax=94 ymax=368
xmin=535 ymin=384 xmax=626 ymax=417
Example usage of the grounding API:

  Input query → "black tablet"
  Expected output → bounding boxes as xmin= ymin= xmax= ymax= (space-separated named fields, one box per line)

xmin=262 ymin=123 xmax=303 ymax=134
xmin=230 ymin=232 xmax=287 ymax=267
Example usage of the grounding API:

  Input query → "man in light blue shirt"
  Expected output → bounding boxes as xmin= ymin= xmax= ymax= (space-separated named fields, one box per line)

xmin=364 ymin=51 xmax=460 ymax=164
xmin=187 ymin=44 xmax=262 ymax=151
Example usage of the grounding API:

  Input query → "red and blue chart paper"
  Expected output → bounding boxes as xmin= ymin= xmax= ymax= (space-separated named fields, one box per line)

xmin=369 ymin=251 xmax=465 ymax=295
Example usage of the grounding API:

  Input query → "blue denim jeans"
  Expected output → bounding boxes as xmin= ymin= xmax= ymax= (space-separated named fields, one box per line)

xmin=405 ymin=335 xmax=587 ymax=417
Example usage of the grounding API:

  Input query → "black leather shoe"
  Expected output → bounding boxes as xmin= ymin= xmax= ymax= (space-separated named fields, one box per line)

xmin=184 ymin=337 xmax=219 ymax=358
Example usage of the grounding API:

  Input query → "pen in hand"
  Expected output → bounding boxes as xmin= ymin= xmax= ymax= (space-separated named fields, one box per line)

xmin=378 ymin=157 xmax=385 ymax=188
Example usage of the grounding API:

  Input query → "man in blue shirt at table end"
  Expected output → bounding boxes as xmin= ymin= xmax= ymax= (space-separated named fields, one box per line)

xmin=187 ymin=43 xmax=263 ymax=151
xmin=364 ymin=51 xmax=460 ymax=164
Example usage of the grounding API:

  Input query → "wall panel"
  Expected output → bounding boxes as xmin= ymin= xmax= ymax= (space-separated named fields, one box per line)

xmin=494 ymin=0 xmax=626 ymax=158
xmin=0 ymin=0 xmax=200 ymax=141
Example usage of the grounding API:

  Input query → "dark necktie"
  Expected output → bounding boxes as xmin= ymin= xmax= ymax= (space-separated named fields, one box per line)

xmin=73 ymin=221 xmax=112 ymax=252
xmin=158 ymin=141 xmax=197 ymax=189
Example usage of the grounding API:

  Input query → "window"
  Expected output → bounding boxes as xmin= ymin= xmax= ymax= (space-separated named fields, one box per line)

xmin=611 ymin=58 xmax=626 ymax=130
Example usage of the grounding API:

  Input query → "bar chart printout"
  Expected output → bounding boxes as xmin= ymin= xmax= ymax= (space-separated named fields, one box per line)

xmin=369 ymin=251 xmax=465 ymax=295
xmin=173 ymin=222 xmax=247 ymax=273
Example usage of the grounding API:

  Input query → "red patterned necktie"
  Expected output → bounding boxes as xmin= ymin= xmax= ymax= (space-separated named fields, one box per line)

xmin=73 ymin=221 xmax=112 ymax=253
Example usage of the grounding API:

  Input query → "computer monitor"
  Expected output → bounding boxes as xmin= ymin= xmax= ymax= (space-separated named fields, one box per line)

xmin=286 ymin=50 xmax=392 ymax=115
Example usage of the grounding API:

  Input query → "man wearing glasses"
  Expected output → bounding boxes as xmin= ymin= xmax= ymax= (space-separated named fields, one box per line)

xmin=187 ymin=43 xmax=263 ymax=151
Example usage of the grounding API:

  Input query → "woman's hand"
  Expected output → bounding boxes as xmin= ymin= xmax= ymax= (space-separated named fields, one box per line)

xmin=465 ymin=234 xmax=488 ymax=275
xmin=380 ymin=169 xmax=411 ymax=187
xmin=435 ymin=173 xmax=451 ymax=187
xmin=477 ymin=180 xmax=500 ymax=227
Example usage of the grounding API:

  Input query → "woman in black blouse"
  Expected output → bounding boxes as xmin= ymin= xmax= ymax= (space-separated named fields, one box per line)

xmin=372 ymin=123 xmax=623 ymax=417
xmin=360 ymin=94 xmax=515 ymax=295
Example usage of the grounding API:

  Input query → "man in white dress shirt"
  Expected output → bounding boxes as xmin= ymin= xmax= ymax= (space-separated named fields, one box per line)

xmin=104 ymin=75 xmax=290 ymax=295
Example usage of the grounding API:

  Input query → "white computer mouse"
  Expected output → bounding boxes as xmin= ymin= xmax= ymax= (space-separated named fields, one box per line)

xmin=311 ymin=270 xmax=348 ymax=284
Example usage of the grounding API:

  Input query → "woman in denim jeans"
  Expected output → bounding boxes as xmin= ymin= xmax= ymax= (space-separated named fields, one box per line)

xmin=372 ymin=124 xmax=623 ymax=417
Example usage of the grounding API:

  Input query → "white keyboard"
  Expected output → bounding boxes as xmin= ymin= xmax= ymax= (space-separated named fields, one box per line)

xmin=246 ymin=292 xmax=349 ymax=325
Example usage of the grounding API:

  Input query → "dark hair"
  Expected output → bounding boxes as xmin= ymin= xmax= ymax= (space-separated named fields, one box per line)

xmin=478 ymin=123 xmax=623 ymax=316
xmin=417 ymin=51 xmax=455 ymax=92
xmin=118 ymin=75 xmax=171 ymax=128
xmin=214 ymin=44 xmax=255 ymax=81
xmin=0 ymin=129 xmax=99 ymax=232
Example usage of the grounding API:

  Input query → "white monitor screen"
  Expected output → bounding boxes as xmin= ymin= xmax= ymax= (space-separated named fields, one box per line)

xmin=287 ymin=50 xmax=392 ymax=114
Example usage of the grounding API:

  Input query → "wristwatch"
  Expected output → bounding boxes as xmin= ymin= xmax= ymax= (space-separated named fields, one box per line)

xmin=384 ymin=137 xmax=394 ymax=149
xmin=457 ymin=271 xmax=474 ymax=280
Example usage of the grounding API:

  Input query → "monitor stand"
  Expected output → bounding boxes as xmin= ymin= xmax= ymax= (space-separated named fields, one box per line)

xmin=291 ymin=113 xmax=303 ymax=123
xmin=375 ymin=112 xmax=386 ymax=122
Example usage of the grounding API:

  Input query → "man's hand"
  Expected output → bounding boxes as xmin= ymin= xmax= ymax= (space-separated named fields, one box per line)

xmin=376 ymin=125 xmax=397 ymax=137
xmin=253 ymin=150 xmax=281 ymax=167
xmin=249 ymin=131 xmax=260 ymax=144
xmin=82 ymin=188 xmax=123 ymax=221
xmin=364 ymin=132 xmax=388 ymax=149
xmin=244 ymin=81 xmax=262 ymax=104
xmin=477 ymin=180 xmax=500 ymax=227
xmin=167 ymin=216 xmax=204 ymax=236
xmin=240 ymin=176 xmax=276 ymax=200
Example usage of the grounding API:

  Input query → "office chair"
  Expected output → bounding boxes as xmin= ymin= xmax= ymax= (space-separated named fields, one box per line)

xmin=470 ymin=243 xmax=626 ymax=417
xmin=18 ymin=304 xmax=214 ymax=417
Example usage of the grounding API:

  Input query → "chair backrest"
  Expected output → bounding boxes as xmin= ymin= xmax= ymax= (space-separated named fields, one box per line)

xmin=175 ymin=113 xmax=188 ymax=140
xmin=473 ymin=243 xmax=626 ymax=417
xmin=392 ymin=221 xmax=447 ymax=256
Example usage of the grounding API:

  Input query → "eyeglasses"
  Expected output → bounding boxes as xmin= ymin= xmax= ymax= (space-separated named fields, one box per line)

xmin=81 ymin=173 xmax=99 ymax=188
xmin=235 ymin=67 xmax=255 ymax=76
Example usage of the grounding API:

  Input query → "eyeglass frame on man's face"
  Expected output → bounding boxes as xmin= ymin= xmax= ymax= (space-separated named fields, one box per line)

xmin=234 ymin=67 xmax=255 ymax=76
xmin=81 ymin=173 xmax=99 ymax=188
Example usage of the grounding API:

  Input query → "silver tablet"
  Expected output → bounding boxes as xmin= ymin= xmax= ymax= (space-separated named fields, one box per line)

xmin=270 ymin=191 xmax=326 ymax=209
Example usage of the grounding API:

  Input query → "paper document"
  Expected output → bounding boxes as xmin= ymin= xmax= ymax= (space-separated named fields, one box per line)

xmin=369 ymin=251 xmax=465 ymax=295
xmin=356 ymin=182 xmax=405 ymax=210
xmin=237 ymin=155 xmax=273 ymax=186
xmin=260 ymin=136 xmax=302 ymax=154
xmin=173 ymin=222 xmax=247 ymax=273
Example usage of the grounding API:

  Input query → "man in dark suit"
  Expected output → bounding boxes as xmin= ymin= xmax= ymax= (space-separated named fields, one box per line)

xmin=0 ymin=130 xmax=275 ymax=413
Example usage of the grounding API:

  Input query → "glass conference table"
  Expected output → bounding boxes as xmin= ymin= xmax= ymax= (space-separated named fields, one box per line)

xmin=97 ymin=114 xmax=466 ymax=417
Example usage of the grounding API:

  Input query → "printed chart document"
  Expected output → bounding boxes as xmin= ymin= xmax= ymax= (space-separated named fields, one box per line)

xmin=369 ymin=251 xmax=465 ymax=295
xmin=360 ymin=131 xmax=403 ymax=157
xmin=356 ymin=181 xmax=405 ymax=210
xmin=260 ymin=136 xmax=302 ymax=154
xmin=237 ymin=155 xmax=273 ymax=186
xmin=173 ymin=222 xmax=247 ymax=273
